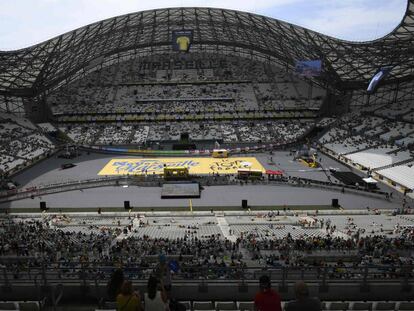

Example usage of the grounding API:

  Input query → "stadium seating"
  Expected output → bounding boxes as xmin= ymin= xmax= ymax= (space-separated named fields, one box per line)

xmin=57 ymin=119 xmax=313 ymax=146
xmin=90 ymin=300 xmax=414 ymax=311
xmin=396 ymin=301 xmax=414 ymax=310
xmin=344 ymin=145 xmax=409 ymax=170
xmin=1 ymin=212 xmax=413 ymax=285
xmin=179 ymin=301 xmax=192 ymax=310
xmin=237 ymin=301 xmax=255 ymax=311
xmin=215 ymin=301 xmax=237 ymax=310
xmin=0 ymin=301 xmax=42 ymax=311
xmin=47 ymin=53 xmax=325 ymax=125
xmin=372 ymin=301 xmax=396 ymax=310
xmin=2 ymin=5 xmax=414 ymax=311
xmin=375 ymin=163 xmax=414 ymax=190
xmin=0 ymin=302 xmax=18 ymax=310
xmin=0 ymin=113 xmax=56 ymax=174
xmin=318 ymin=111 xmax=414 ymax=193
xmin=193 ymin=301 xmax=214 ymax=310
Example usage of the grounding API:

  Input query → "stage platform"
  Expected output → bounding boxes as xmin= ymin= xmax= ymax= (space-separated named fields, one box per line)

xmin=161 ymin=182 xmax=201 ymax=198
xmin=98 ymin=157 xmax=264 ymax=176
xmin=332 ymin=171 xmax=365 ymax=186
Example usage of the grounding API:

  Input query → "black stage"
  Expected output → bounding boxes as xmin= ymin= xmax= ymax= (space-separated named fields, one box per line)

xmin=161 ymin=182 xmax=200 ymax=198
xmin=331 ymin=171 xmax=365 ymax=186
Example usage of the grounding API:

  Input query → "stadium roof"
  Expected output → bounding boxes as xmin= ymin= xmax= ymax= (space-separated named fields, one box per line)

xmin=0 ymin=1 xmax=413 ymax=97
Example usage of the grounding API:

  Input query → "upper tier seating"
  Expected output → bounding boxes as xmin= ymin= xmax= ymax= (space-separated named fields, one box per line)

xmin=46 ymin=54 xmax=325 ymax=117
xmin=59 ymin=119 xmax=313 ymax=146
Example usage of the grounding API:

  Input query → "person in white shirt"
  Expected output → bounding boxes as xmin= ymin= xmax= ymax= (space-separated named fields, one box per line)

xmin=144 ymin=275 xmax=168 ymax=311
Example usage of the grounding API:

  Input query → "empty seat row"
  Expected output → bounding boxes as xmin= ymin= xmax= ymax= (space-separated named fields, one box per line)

xmin=161 ymin=301 xmax=414 ymax=311
xmin=326 ymin=301 xmax=414 ymax=311
xmin=0 ymin=301 xmax=41 ymax=311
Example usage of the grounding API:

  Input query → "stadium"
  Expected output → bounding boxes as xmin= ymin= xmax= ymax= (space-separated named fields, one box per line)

xmin=0 ymin=2 xmax=414 ymax=311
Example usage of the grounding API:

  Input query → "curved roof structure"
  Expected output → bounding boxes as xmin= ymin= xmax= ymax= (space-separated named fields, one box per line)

xmin=1 ymin=1 xmax=413 ymax=97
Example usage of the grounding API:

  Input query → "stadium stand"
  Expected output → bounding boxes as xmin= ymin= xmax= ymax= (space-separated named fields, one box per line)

xmin=56 ymin=119 xmax=313 ymax=146
xmin=317 ymin=109 xmax=414 ymax=193
xmin=1 ymin=213 xmax=413 ymax=268
xmin=0 ymin=113 xmax=56 ymax=175
xmin=46 ymin=53 xmax=325 ymax=130
xmin=1 ymin=3 xmax=414 ymax=309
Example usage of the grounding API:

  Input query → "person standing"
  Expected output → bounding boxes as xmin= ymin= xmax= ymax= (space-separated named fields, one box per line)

xmin=285 ymin=281 xmax=321 ymax=311
xmin=107 ymin=269 xmax=124 ymax=301
xmin=254 ymin=275 xmax=282 ymax=311
xmin=154 ymin=254 xmax=172 ymax=292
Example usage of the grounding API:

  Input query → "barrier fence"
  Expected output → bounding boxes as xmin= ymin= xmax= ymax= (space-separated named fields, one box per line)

xmin=0 ymin=174 xmax=395 ymax=204
xmin=1 ymin=261 xmax=413 ymax=288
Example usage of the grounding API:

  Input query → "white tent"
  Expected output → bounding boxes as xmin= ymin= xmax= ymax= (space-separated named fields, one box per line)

xmin=363 ymin=177 xmax=378 ymax=184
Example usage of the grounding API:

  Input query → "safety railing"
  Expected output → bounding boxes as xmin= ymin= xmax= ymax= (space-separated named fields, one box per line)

xmin=0 ymin=173 xmax=395 ymax=204
xmin=1 ymin=261 xmax=412 ymax=287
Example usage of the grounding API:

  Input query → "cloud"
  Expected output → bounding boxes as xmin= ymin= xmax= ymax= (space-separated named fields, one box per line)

xmin=0 ymin=0 xmax=407 ymax=50
xmin=295 ymin=0 xmax=406 ymax=41
xmin=0 ymin=0 xmax=304 ymax=50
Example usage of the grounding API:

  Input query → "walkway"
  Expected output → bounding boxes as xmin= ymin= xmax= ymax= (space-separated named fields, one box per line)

xmin=215 ymin=212 xmax=237 ymax=242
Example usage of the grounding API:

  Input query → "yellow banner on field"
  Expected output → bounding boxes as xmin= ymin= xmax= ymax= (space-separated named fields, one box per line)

xmin=98 ymin=157 xmax=265 ymax=176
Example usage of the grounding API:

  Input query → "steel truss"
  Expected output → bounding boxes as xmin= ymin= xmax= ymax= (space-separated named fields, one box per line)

xmin=0 ymin=3 xmax=413 ymax=115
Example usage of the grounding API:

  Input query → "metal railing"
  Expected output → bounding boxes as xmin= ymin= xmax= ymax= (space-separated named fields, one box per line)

xmin=1 ymin=262 xmax=413 ymax=287
xmin=0 ymin=173 xmax=395 ymax=204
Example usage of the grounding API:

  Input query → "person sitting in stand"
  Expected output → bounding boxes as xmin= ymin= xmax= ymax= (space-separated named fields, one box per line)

xmin=285 ymin=281 xmax=321 ymax=311
xmin=144 ymin=275 xmax=168 ymax=311
xmin=107 ymin=269 xmax=124 ymax=301
xmin=116 ymin=280 xmax=143 ymax=311
xmin=254 ymin=275 xmax=282 ymax=311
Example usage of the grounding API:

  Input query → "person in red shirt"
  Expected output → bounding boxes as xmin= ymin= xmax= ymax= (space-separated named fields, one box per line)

xmin=254 ymin=275 xmax=282 ymax=311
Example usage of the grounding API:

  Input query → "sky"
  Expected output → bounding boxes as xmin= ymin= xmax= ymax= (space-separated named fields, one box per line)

xmin=0 ymin=0 xmax=408 ymax=51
